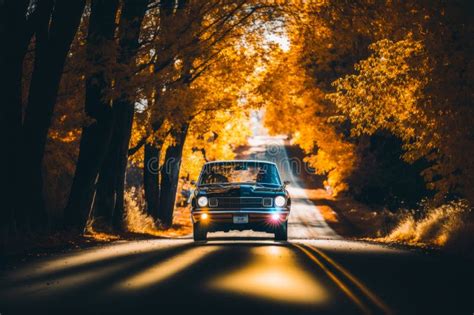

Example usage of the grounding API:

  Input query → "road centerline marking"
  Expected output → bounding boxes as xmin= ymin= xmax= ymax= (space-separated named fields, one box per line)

xmin=292 ymin=243 xmax=371 ymax=315
xmin=306 ymin=244 xmax=393 ymax=315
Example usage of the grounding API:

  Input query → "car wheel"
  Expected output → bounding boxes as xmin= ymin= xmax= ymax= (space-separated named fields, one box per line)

xmin=274 ymin=221 xmax=288 ymax=241
xmin=193 ymin=222 xmax=208 ymax=241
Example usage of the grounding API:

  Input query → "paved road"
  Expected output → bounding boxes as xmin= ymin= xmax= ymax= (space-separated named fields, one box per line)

xmin=1 ymin=130 xmax=473 ymax=315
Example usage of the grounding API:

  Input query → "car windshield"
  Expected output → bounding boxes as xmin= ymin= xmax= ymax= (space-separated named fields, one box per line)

xmin=199 ymin=162 xmax=281 ymax=186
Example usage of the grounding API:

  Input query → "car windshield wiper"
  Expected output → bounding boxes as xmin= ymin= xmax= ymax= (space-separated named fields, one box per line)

xmin=201 ymin=183 xmax=232 ymax=188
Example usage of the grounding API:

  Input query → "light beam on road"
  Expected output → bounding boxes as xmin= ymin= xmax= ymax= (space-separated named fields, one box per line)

xmin=22 ymin=241 xmax=187 ymax=276
xmin=116 ymin=246 xmax=220 ymax=290
xmin=208 ymin=246 xmax=329 ymax=305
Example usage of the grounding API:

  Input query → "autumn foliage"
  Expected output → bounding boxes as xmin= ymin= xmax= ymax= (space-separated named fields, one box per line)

xmin=261 ymin=1 xmax=474 ymax=209
xmin=1 ymin=0 xmax=473 ymax=243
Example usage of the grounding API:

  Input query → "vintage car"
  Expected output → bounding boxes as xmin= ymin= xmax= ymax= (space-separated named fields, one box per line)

xmin=191 ymin=160 xmax=291 ymax=241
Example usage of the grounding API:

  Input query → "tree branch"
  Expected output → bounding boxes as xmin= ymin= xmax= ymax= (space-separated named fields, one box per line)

xmin=128 ymin=137 xmax=147 ymax=155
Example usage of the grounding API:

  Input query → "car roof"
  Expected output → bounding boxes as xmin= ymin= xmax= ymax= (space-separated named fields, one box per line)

xmin=203 ymin=160 xmax=277 ymax=166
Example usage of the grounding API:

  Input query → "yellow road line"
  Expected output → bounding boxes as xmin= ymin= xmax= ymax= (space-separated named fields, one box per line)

xmin=307 ymin=244 xmax=393 ymax=315
xmin=293 ymin=243 xmax=371 ymax=315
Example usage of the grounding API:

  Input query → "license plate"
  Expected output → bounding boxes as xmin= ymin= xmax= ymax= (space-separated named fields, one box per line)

xmin=233 ymin=214 xmax=248 ymax=224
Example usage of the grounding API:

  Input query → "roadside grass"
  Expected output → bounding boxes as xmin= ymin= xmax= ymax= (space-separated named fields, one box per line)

xmin=85 ymin=187 xmax=192 ymax=240
xmin=306 ymin=186 xmax=474 ymax=258
xmin=377 ymin=201 xmax=473 ymax=255
xmin=121 ymin=187 xmax=192 ymax=238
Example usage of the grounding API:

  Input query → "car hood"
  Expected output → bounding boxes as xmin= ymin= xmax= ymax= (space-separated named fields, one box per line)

xmin=197 ymin=184 xmax=285 ymax=197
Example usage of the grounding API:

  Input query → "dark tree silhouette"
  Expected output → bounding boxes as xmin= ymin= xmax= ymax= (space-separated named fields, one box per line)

xmin=96 ymin=0 xmax=151 ymax=230
xmin=65 ymin=0 xmax=120 ymax=230
xmin=19 ymin=0 xmax=86 ymax=231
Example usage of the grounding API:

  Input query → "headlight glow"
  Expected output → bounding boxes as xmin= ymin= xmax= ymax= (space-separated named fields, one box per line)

xmin=274 ymin=196 xmax=286 ymax=207
xmin=271 ymin=213 xmax=281 ymax=221
xmin=197 ymin=196 xmax=208 ymax=207
xmin=201 ymin=213 xmax=209 ymax=220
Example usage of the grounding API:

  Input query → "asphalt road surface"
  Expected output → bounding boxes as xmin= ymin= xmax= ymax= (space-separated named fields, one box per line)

xmin=1 ymin=126 xmax=473 ymax=315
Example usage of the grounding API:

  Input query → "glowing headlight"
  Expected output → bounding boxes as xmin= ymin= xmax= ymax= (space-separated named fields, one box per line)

xmin=271 ymin=213 xmax=280 ymax=221
xmin=201 ymin=213 xmax=209 ymax=220
xmin=197 ymin=196 xmax=208 ymax=207
xmin=274 ymin=196 xmax=286 ymax=207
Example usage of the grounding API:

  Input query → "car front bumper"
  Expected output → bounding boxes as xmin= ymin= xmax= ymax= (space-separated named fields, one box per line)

xmin=191 ymin=208 xmax=289 ymax=232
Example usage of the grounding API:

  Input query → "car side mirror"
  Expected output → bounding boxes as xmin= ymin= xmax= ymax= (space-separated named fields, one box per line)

xmin=284 ymin=180 xmax=291 ymax=186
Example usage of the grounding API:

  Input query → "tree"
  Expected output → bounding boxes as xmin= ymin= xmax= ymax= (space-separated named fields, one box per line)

xmin=0 ymin=0 xmax=31 ymax=238
xmin=329 ymin=1 xmax=474 ymax=204
xmin=18 ymin=0 xmax=86 ymax=231
xmin=65 ymin=0 xmax=120 ymax=230
xmin=258 ymin=50 xmax=357 ymax=195
xmin=159 ymin=124 xmax=189 ymax=226
xmin=131 ymin=0 xmax=276 ymax=226
xmin=94 ymin=0 xmax=151 ymax=231
xmin=258 ymin=0 xmax=474 ymax=209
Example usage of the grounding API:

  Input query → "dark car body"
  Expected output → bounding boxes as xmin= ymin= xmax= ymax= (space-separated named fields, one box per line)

xmin=191 ymin=160 xmax=290 ymax=241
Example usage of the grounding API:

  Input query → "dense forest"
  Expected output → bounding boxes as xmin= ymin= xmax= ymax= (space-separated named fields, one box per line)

xmin=1 ymin=0 xmax=473 ymax=248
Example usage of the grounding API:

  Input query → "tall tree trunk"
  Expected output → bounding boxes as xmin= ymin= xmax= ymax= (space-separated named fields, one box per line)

xmin=93 ymin=166 xmax=116 ymax=228
xmin=137 ymin=0 xmax=180 ymax=226
xmin=158 ymin=124 xmax=189 ymax=227
xmin=142 ymin=115 xmax=166 ymax=220
xmin=109 ymin=98 xmax=136 ymax=230
xmin=0 ymin=0 xmax=30 ymax=239
xmin=92 ymin=0 xmax=150 ymax=231
xmin=144 ymin=142 xmax=162 ymax=219
xmin=20 ymin=0 xmax=86 ymax=231
xmin=64 ymin=0 xmax=119 ymax=230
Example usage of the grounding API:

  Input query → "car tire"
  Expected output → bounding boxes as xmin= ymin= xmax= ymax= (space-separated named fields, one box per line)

xmin=274 ymin=221 xmax=288 ymax=241
xmin=193 ymin=222 xmax=208 ymax=241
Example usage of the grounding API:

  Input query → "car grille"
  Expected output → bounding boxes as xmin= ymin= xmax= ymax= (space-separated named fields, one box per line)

xmin=209 ymin=197 xmax=264 ymax=208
